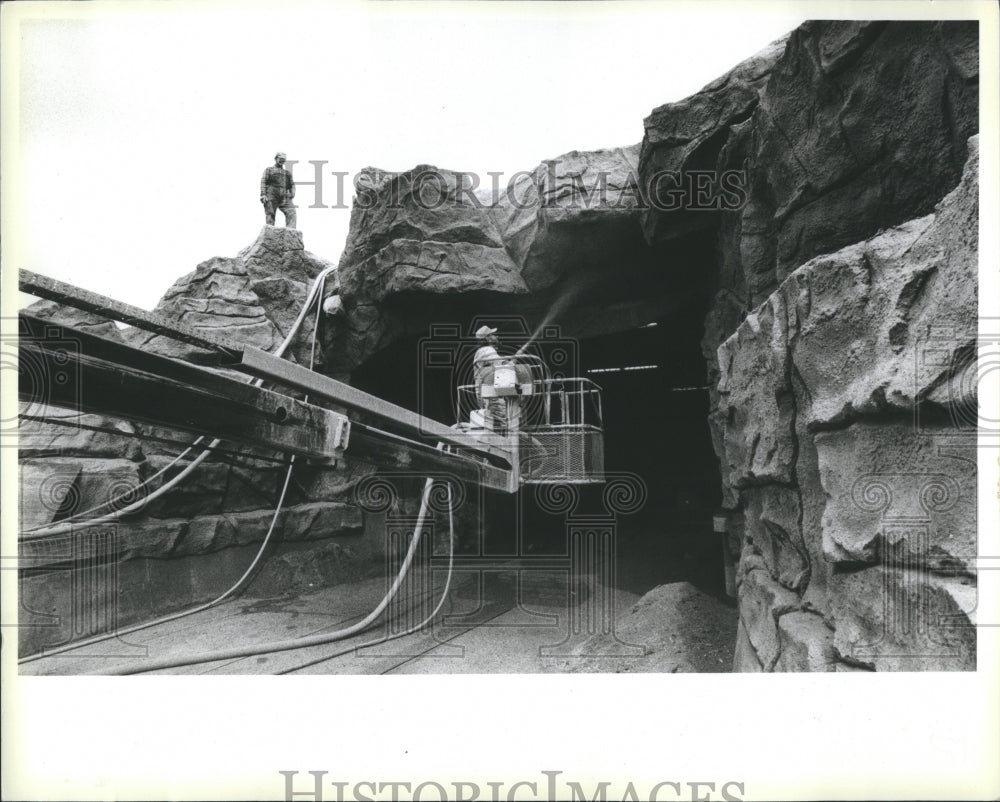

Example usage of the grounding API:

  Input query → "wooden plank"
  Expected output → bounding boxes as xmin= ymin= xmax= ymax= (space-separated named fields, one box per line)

xmin=19 ymin=269 xmax=243 ymax=358
xmin=239 ymin=345 xmax=516 ymax=467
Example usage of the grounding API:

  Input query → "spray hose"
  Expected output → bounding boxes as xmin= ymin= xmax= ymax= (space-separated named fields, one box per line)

xmin=100 ymin=459 xmax=455 ymax=675
xmin=276 ymin=481 xmax=455 ymax=675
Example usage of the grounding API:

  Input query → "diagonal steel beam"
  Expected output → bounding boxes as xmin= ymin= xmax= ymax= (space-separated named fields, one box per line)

xmin=18 ymin=269 xmax=517 ymax=484
xmin=239 ymin=345 xmax=515 ymax=468
xmin=19 ymin=268 xmax=244 ymax=358
xmin=19 ymin=313 xmax=348 ymax=461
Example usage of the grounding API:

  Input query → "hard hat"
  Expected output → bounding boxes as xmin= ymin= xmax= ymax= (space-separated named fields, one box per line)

xmin=475 ymin=325 xmax=498 ymax=339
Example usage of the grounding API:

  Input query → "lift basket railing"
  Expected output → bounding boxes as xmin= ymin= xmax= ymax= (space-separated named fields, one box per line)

xmin=456 ymin=355 xmax=605 ymax=484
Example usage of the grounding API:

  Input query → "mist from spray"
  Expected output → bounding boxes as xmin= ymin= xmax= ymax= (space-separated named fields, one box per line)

xmin=515 ymin=280 xmax=587 ymax=357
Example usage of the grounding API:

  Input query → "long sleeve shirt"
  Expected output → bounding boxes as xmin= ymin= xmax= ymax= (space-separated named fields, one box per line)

xmin=473 ymin=344 xmax=501 ymax=388
xmin=260 ymin=165 xmax=294 ymax=199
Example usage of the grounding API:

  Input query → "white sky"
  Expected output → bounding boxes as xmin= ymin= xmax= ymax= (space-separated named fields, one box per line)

xmin=8 ymin=1 xmax=805 ymax=310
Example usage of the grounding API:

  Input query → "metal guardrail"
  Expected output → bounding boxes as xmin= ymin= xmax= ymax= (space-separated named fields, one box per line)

xmin=458 ymin=354 xmax=606 ymax=484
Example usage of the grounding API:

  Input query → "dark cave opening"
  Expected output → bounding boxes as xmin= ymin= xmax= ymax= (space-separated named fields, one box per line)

xmin=578 ymin=312 xmax=725 ymax=597
xmin=349 ymin=290 xmax=727 ymax=601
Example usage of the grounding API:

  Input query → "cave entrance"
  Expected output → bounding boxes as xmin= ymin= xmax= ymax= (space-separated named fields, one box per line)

xmin=577 ymin=315 xmax=724 ymax=597
xmin=348 ymin=299 xmax=727 ymax=601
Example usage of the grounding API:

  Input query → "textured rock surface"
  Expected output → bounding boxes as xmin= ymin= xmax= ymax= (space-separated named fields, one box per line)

xmin=716 ymin=135 xmax=978 ymax=671
xmin=22 ymin=300 xmax=125 ymax=341
xmin=19 ymin=407 xmax=143 ymax=461
xmin=775 ymin=612 xmax=837 ymax=672
xmin=484 ymin=145 xmax=645 ymax=292
xmin=127 ymin=225 xmax=336 ymax=368
xmin=333 ymin=166 xmax=526 ymax=369
xmin=741 ymin=21 xmax=978 ymax=302
xmin=639 ymin=37 xmax=786 ymax=245
xmin=737 ymin=568 xmax=801 ymax=670
xmin=828 ymin=566 xmax=976 ymax=671
xmin=332 ymin=147 xmax=660 ymax=370
xmin=815 ymin=424 xmax=976 ymax=569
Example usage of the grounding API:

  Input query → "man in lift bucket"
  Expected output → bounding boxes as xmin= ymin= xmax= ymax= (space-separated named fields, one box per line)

xmin=473 ymin=325 xmax=512 ymax=434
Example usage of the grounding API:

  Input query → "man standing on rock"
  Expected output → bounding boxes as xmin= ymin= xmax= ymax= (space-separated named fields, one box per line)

xmin=260 ymin=152 xmax=296 ymax=228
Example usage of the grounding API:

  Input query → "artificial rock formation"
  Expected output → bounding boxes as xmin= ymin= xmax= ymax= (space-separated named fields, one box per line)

xmin=326 ymin=19 xmax=979 ymax=671
xmin=331 ymin=145 xmax=662 ymax=371
xmin=18 ymin=21 xmax=980 ymax=670
xmin=127 ymin=226 xmax=338 ymax=369
xmin=716 ymin=136 xmax=979 ymax=671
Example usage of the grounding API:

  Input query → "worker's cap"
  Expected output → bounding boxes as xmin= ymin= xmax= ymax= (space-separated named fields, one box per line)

xmin=475 ymin=325 xmax=498 ymax=339
xmin=275 ymin=151 xmax=287 ymax=160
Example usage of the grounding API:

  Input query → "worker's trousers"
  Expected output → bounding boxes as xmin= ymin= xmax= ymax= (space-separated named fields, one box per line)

xmin=263 ymin=195 xmax=297 ymax=229
xmin=482 ymin=398 xmax=507 ymax=434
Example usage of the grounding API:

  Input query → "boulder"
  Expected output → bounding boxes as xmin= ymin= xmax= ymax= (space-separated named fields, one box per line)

xmin=125 ymin=226 xmax=336 ymax=368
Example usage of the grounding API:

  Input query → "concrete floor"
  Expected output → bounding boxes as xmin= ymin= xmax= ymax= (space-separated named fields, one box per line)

xmin=19 ymin=556 xmax=734 ymax=675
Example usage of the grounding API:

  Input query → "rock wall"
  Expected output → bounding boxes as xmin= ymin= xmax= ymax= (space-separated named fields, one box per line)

xmin=717 ymin=136 xmax=978 ymax=671
xmin=697 ymin=21 xmax=978 ymax=671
